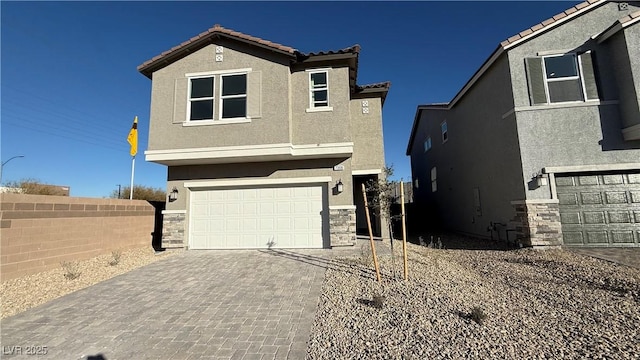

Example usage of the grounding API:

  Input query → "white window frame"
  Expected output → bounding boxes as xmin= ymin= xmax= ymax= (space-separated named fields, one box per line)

xmin=220 ymin=72 xmax=248 ymax=121
xmin=431 ymin=167 xmax=437 ymax=193
xmin=441 ymin=121 xmax=448 ymax=143
xmin=423 ymin=136 xmax=432 ymax=152
xmin=187 ymin=75 xmax=215 ymax=122
xmin=184 ymin=68 xmax=252 ymax=125
xmin=306 ymin=69 xmax=333 ymax=112
xmin=541 ymin=53 xmax=584 ymax=105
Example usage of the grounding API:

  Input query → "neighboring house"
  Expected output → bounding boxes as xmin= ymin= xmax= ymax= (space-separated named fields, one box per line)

xmin=138 ymin=25 xmax=390 ymax=249
xmin=407 ymin=1 xmax=640 ymax=248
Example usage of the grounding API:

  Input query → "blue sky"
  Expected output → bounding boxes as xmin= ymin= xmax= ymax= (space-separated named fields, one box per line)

xmin=1 ymin=1 xmax=579 ymax=198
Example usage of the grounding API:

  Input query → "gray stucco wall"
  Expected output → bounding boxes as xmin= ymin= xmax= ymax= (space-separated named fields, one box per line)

xmin=508 ymin=1 xmax=640 ymax=200
xmin=147 ymin=39 xmax=292 ymax=150
xmin=291 ymin=66 xmax=352 ymax=145
xmin=608 ymin=25 xmax=640 ymax=129
xmin=410 ymin=55 xmax=523 ymax=238
xmin=350 ymin=97 xmax=385 ymax=171
xmin=509 ymin=2 xmax=640 ymax=108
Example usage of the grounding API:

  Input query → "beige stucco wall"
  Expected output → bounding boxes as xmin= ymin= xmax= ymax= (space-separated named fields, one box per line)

xmin=164 ymin=159 xmax=355 ymax=209
xmin=350 ymin=96 xmax=385 ymax=171
xmin=290 ymin=66 xmax=352 ymax=145
xmin=147 ymin=39 xmax=292 ymax=150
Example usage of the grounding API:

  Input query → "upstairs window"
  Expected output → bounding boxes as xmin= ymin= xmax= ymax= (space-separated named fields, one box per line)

xmin=309 ymin=70 xmax=329 ymax=108
xmin=221 ymin=74 xmax=247 ymax=119
xmin=187 ymin=71 xmax=248 ymax=122
xmin=441 ymin=121 xmax=448 ymax=143
xmin=525 ymin=51 xmax=598 ymax=105
xmin=189 ymin=77 xmax=214 ymax=120
xmin=423 ymin=136 xmax=432 ymax=152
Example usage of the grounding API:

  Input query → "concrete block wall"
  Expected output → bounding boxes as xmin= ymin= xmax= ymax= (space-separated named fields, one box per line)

xmin=0 ymin=193 xmax=155 ymax=281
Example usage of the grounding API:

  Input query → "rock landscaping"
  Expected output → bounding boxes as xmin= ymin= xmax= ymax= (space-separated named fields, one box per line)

xmin=307 ymin=238 xmax=640 ymax=359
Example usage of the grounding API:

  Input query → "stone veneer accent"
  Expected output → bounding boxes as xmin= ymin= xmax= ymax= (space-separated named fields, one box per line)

xmin=329 ymin=207 xmax=356 ymax=247
xmin=162 ymin=213 xmax=186 ymax=248
xmin=510 ymin=200 xmax=563 ymax=248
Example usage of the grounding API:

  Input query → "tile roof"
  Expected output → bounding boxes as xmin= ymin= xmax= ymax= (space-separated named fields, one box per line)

xmin=619 ymin=9 xmax=640 ymax=25
xmin=406 ymin=0 xmax=616 ymax=155
xmin=138 ymin=24 xmax=297 ymax=76
xmin=298 ymin=45 xmax=361 ymax=58
xmin=356 ymin=81 xmax=390 ymax=91
xmin=499 ymin=0 xmax=605 ymax=47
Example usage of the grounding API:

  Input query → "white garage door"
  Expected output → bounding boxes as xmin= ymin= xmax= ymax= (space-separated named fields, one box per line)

xmin=189 ymin=184 xmax=325 ymax=249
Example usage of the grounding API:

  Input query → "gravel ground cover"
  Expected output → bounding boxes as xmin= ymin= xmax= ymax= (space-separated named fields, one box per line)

xmin=308 ymin=238 xmax=640 ymax=359
xmin=1 ymin=247 xmax=179 ymax=319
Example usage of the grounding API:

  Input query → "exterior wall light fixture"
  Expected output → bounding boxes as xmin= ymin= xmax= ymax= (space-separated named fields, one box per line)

xmin=168 ymin=187 xmax=179 ymax=202
xmin=336 ymin=179 xmax=344 ymax=194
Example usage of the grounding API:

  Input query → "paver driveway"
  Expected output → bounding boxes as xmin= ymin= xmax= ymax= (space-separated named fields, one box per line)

xmin=0 ymin=249 xmax=331 ymax=360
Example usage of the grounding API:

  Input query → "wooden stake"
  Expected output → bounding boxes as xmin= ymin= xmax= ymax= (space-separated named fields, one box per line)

xmin=400 ymin=181 xmax=409 ymax=281
xmin=362 ymin=183 xmax=381 ymax=283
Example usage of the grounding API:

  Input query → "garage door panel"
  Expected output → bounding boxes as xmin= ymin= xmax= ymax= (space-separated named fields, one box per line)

xmin=583 ymin=212 xmax=604 ymax=224
xmin=612 ymin=231 xmax=634 ymax=244
xmin=557 ymin=172 xmax=640 ymax=247
xmin=586 ymin=231 xmax=608 ymax=244
xmin=603 ymin=175 xmax=623 ymax=184
xmin=605 ymin=192 xmax=628 ymax=204
xmin=190 ymin=184 xmax=326 ymax=249
xmin=558 ymin=193 xmax=578 ymax=205
xmin=580 ymin=193 xmax=602 ymax=205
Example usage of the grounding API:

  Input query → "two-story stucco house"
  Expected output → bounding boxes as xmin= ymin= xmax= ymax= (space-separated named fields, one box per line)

xmin=407 ymin=1 xmax=640 ymax=248
xmin=138 ymin=25 xmax=390 ymax=250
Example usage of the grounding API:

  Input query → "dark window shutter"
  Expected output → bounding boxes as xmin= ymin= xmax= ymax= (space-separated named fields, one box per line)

xmin=579 ymin=51 xmax=599 ymax=100
xmin=525 ymin=57 xmax=547 ymax=105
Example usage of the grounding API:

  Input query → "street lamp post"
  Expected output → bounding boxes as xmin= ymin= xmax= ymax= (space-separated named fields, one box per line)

xmin=0 ymin=155 xmax=25 ymax=184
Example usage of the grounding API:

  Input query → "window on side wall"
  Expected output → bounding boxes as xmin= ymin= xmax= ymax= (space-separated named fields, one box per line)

xmin=441 ymin=121 xmax=448 ymax=143
xmin=189 ymin=77 xmax=215 ymax=121
xmin=431 ymin=167 xmax=437 ymax=193
xmin=525 ymin=51 xmax=599 ymax=105
xmin=423 ymin=136 xmax=432 ymax=152
xmin=308 ymin=70 xmax=331 ymax=110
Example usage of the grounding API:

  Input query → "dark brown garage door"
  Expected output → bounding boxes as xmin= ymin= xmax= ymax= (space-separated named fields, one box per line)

xmin=556 ymin=172 xmax=640 ymax=247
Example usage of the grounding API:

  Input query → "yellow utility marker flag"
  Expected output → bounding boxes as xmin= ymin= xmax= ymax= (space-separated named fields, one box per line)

xmin=127 ymin=116 xmax=138 ymax=157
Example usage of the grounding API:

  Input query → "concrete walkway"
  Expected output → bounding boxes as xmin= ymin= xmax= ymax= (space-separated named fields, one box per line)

xmin=0 ymin=250 xmax=332 ymax=360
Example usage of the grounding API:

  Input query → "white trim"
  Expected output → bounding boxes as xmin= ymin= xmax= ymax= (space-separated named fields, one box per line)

xmin=308 ymin=69 xmax=329 ymax=109
xmin=185 ymin=68 xmax=252 ymax=77
xmin=162 ymin=209 xmax=187 ymax=215
xmin=543 ymin=163 xmax=640 ymax=174
xmin=220 ymin=73 xmax=248 ymax=120
xmin=352 ymin=169 xmax=382 ymax=176
xmin=503 ymin=100 xmax=617 ymax=117
xmin=184 ymin=176 xmax=332 ymax=189
xmin=548 ymin=172 xmax=557 ymax=200
xmin=329 ymin=205 xmax=357 ymax=210
xmin=305 ymin=67 xmax=331 ymax=72
xmin=182 ymin=119 xmax=251 ymax=127
xmin=510 ymin=199 xmax=559 ymax=205
xmin=536 ymin=49 xmax=573 ymax=56
xmin=305 ymin=106 xmax=333 ymax=113
xmin=622 ymin=124 xmax=640 ymax=141
xmin=440 ymin=120 xmax=448 ymax=144
xmin=187 ymin=76 xmax=215 ymax=122
xmin=145 ymin=142 xmax=353 ymax=164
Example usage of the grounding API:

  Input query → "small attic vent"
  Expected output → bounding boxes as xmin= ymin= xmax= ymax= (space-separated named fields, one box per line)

xmin=618 ymin=2 xmax=628 ymax=11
